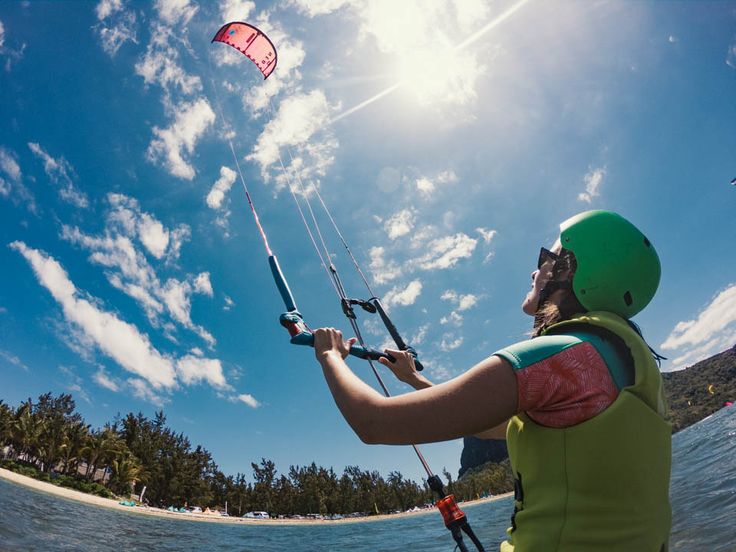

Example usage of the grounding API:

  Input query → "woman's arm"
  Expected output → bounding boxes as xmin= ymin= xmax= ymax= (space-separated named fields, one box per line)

xmin=314 ymin=328 xmax=518 ymax=446
xmin=379 ymin=348 xmax=510 ymax=440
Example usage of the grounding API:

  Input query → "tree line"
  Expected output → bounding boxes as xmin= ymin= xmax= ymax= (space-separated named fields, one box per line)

xmin=662 ymin=346 xmax=735 ymax=432
xmin=0 ymin=392 xmax=513 ymax=516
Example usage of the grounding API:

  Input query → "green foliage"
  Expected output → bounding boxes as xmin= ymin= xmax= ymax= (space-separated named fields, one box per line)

xmin=454 ymin=459 xmax=514 ymax=500
xmin=663 ymin=347 xmax=736 ymax=432
xmin=54 ymin=474 xmax=115 ymax=498
xmin=0 ymin=393 xmax=438 ymax=514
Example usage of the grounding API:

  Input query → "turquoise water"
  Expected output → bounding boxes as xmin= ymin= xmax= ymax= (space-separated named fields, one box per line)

xmin=1 ymin=406 xmax=734 ymax=551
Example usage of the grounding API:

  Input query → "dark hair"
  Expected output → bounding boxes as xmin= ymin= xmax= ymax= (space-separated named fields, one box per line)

xmin=531 ymin=249 xmax=585 ymax=337
xmin=532 ymin=291 xmax=587 ymax=337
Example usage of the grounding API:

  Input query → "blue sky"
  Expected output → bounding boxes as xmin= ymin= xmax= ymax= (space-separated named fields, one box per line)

xmin=1 ymin=0 xmax=734 ymax=484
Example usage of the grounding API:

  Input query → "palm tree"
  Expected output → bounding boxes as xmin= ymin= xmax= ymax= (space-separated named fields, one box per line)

xmin=110 ymin=452 xmax=145 ymax=497
xmin=0 ymin=401 xmax=13 ymax=456
xmin=34 ymin=392 xmax=82 ymax=473
xmin=83 ymin=426 xmax=123 ymax=482
xmin=58 ymin=422 xmax=90 ymax=476
xmin=11 ymin=400 xmax=42 ymax=465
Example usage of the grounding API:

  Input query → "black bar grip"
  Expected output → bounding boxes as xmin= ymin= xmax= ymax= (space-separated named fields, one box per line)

xmin=372 ymin=299 xmax=424 ymax=371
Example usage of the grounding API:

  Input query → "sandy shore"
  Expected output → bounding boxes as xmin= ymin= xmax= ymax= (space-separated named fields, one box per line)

xmin=0 ymin=467 xmax=512 ymax=526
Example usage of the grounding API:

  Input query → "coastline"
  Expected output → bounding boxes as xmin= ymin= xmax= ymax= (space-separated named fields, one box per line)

xmin=0 ymin=467 xmax=512 ymax=526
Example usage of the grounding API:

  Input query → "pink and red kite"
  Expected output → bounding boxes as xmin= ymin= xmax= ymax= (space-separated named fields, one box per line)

xmin=212 ymin=22 xmax=277 ymax=79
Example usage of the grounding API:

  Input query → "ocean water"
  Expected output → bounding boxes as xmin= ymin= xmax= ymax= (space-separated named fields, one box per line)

xmin=1 ymin=406 xmax=734 ymax=551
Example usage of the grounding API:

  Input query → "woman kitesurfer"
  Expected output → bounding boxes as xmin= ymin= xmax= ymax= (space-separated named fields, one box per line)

xmin=314 ymin=210 xmax=671 ymax=551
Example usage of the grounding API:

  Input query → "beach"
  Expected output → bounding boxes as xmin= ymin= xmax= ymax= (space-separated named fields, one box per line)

xmin=0 ymin=467 xmax=512 ymax=526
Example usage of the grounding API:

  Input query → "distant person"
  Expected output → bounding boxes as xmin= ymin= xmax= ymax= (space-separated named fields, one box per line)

xmin=314 ymin=210 xmax=671 ymax=551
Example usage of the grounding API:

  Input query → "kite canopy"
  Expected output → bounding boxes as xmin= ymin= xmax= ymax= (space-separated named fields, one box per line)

xmin=212 ymin=22 xmax=277 ymax=79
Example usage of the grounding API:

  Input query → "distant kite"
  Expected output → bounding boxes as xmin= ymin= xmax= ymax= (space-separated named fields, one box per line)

xmin=212 ymin=22 xmax=277 ymax=79
xmin=731 ymin=177 xmax=736 ymax=186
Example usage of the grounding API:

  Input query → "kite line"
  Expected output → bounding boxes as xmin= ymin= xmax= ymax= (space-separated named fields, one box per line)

xmin=210 ymin=21 xmax=484 ymax=551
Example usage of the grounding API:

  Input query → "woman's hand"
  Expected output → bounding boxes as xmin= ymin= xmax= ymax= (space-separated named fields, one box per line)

xmin=313 ymin=327 xmax=357 ymax=361
xmin=379 ymin=348 xmax=433 ymax=390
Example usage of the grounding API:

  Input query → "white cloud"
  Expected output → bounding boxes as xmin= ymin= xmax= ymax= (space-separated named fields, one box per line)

xmin=415 ymin=169 xmax=458 ymax=196
xmin=368 ymin=246 xmax=402 ymax=285
xmin=291 ymin=0 xmax=352 ymax=17
xmin=155 ymin=0 xmax=198 ymax=26
xmin=93 ymin=367 xmax=120 ymax=392
xmin=219 ymin=0 xmax=256 ymax=23
xmin=417 ymin=232 xmax=477 ymax=270
xmin=108 ymin=192 xmax=188 ymax=261
xmin=410 ymin=324 xmax=429 ymax=345
xmin=235 ymin=393 xmax=261 ymax=408
xmin=10 ymin=241 xmax=178 ymax=390
xmin=128 ymin=378 xmax=167 ymax=406
xmin=62 ymin=194 xmax=214 ymax=347
xmin=247 ymin=90 xmax=334 ymax=186
xmin=476 ymin=227 xmax=497 ymax=244
xmin=383 ymin=279 xmax=422 ymax=308
xmin=439 ymin=333 xmax=464 ymax=352
xmin=0 ymin=147 xmax=21 ymax=181
xmin=167 ymin=224 xmax=191 ymax=261
xmin=27 ymin=142 xmax=89 ymax=208
xmin=728 ymin=40 xmax=736 ymax=70
xmin=0 ymin=19 xmax=26 ymax=70
xmin=207 ymin=166 xmax=237 ymax=209
xmin=95 ymin=0 xmax=137 ymax=56
xmin=440 ymin=290 xmax=479 ymax=327
xmin=409 ymin=225 xmax=439 ymax=250
xmin=660 ymin=284 xmax=736 ymax=370
xmin=578 ymin=167 xmax=605 ymax=203
xmin=162 ymin=279 xmax=216 ymax=346
xmin=440 ymin=311 xmax=463 ymax=326
xmin=138 ymin=213 xmax=169 ymax=259
xmin=441 ymin=290 xmax=479 ymax=311
xmin=384 ymin=208 xmax=415 ymax=240
xmin=0 ymin=146 xmax=21 ymax=199
xmin=426 ymin=358 xmax=452 ymax=382
xmin=0 ymin=349 xmax=29 ymax=371
xmin=96 ymin=0 xmax=123 ymax=20
xmin=135 ymin=25 xmax=201 ymax=96
xmin=12 ymin=241 xmax=235 ymax=402
xmin=177 ymin=354 xmax=230 ymax=390
xmin=416 ymin=177 xmax=434 ymax=195
xmin=194 ymin=272 xmax=213 ymax=296
xmin=147 ymin=98 xmax=216 ymax=180
xmin=223 ymin=295 xmax=235 ymax=311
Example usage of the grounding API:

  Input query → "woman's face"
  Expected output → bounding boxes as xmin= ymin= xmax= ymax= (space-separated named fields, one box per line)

xmin=522 ymin=239 xmax=563 ymax=315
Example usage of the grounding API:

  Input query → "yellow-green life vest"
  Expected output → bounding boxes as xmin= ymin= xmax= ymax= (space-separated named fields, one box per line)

xmin=500 ymin=312 xmax=671 ymax=552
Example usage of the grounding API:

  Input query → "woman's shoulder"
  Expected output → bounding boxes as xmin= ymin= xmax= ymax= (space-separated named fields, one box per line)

xmin=494 ymin=333 xmax=588 ymax=371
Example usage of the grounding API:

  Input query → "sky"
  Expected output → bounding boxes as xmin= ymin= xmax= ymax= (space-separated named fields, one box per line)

xmin=1 ymin=0 xmax=735 ymax=484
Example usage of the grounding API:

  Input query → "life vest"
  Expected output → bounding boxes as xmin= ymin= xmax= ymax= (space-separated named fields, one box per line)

xmin=500 ymin=312 xmax=671 ymax=552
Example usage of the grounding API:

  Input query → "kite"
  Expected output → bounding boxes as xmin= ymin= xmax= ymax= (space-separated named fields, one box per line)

xmin=212 ymin=22 xmax=277 ymax=79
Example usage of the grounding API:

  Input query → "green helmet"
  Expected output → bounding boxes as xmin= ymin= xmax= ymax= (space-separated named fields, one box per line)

xmin=559 ymin=210 xmax=660 ymax=318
